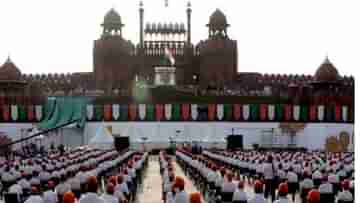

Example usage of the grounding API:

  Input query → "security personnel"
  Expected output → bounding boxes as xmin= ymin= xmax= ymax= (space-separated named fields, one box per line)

xmin=248 ymin=180 xmax=266 ymax=203
xmin=115 ymin=175 xmax=129 ymax=201
xmin=286 ymin=167 xmax=298 ymax=202
xmin=299 ymin=172 xmax=314 ymax=203
xmin=328 ymin=169 xmax=340 ymax=195
xmin=318 ymin=176 xmax=334 ymax=203
xmin=1 ymin=165 xmax=15 ymax=192
xmin=232 ymin=181 xmax=247 ymax=203
xmin=263 ymin=155 xmax=276 ymax=202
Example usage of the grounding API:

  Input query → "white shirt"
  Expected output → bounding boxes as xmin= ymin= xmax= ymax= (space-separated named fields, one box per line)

xmin=100 ymin=193 xmax=118 ymax=203
xmin=43 ymin=190 xmax=58 ymax=203
xmin=18 ymin=179 xmax=31 ymax=189
xmin=115 ymin=183 xmax=129 ymax=195
xmin=9 ymin=183 xmax=22 ymax=194
xmin=273 ymin=197 xmax=291 ymax=203
xmin=337 ymin=191 xmax=353 ymax=201
xmin=55 ymin=182 xmax=71 ymax=195
xmin=287 ymin=172 xmax=298 ymax=183
xmin=222 ymin=182 xmax=236 ymax=193
xmin=166 ymin=192 xmax=175 ymax=203
xmin=263 ymin=163 xmax=274 ymax=180
xmin=175 ymin=190 xmax=188 ymax=203
xmin=79 ymin=192 xmax=105 ymax=203
xmin=248 ymin=194 xmax=267 ymax=203
xmin=24 ymin=195 xmax=44 ymax=203
xmin=232 ymin=188 xmax=247 ymax=201
xmin=319 ymin=183 xmax=333 ymax=194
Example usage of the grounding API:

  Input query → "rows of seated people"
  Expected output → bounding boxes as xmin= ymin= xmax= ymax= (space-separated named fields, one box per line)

xmin=159 ymin=150 xmax=203 ymax=203
xmin=0 ymin=146 xmax=148 ymax=203
xmin=176 ymin=148 xmax=354 ymax=203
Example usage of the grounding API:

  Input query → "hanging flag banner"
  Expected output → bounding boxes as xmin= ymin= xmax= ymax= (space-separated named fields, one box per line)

xmin=87 ymin=104 xmax=94 ymax=121
xmin=326 ymin=105 xmax=334 ymax=122
xmin=342 ymin=106 xmax=348 ymax=122
xmin=191 ymin=104 xmax=198 ymax=121
xmin=129 ymin=104 xmax=137 ymax=121
xmin=268 ymin=105 xmax=275 ymax=121
xmin=260 ymin=104 xmax=267 ymax=121
xmin=335 ymin=105 xmax=341 ymax=122
xmin=293 ymin=105 xmax=300 ymax=121
xmin=27 ymin=105 xmax=35 ymax=121
xmin=224 ymin=104 xmax=232 ymax=121
xmin=11 ymin=105 xmax=18 ymax=121
xmin=147 ymin=104 xmax=155 ymax=120
xmin=104 ymin=104 xmax=112 ymax=121
xmin=165 ymin=104 xmax=172 ymax=120
xmin=242 ymin=104 xmax=250 ymax=121
xmin=217 ymin=104 xmax=224 ymax=120
xmin=156 ymin=104 xmax=164 ymax=121
xmin=2 ymin=105 xmax=10 ymax=122
xmin=139 ymin=104 xmax=146 ymax=120
xmin=181 ymin=104 xmax=190 ymax=121
xmin=120 ymin=105 xmax=128 ymax=121
xmin=18 ymin=105 xmax=27 ymax=121
xmin=112 ymin=104 xmax=120 ymax=120
xmin=349 ymin=105 xmax=354 ymax=122
xmin=300 ymin=105 xmax=308 ymax=121
xmin=233 ymin=104 xmax=241 ymax=121
xmin=95 ymin=105 xmax=103 ymax=121
xmin=172 ymin=104 xmax=181 ymax=120
xmin=284 ymin=104 xmax=292 ymax=121
xmin=35 ymin=105 xmax=42 ymax=121
xmin=208 ymin=104 xmax=216 ymax=121
xmin=309 ymin=105 xmax=316 ymax=121
xmin=317 ymin=105 xmax=325 ymax=121
xmin=250 ymin=104 xmax=259 ymax=121
xmin=276 ymin=104 xmax=283 ymax=121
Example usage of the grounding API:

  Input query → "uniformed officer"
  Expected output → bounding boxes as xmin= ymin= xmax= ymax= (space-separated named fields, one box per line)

xmin=232 ymin=181 xmax=247 ymax=203
xmin=263 ymin=155 xmax=276 ymax=202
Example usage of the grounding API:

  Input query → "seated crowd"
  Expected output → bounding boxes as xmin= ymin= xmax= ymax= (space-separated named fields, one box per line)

xmin=176 ymin=148 xmax=354 ymax=203
xmin=0 ymin=146 xmax=148 ymax=203
xmin=159 ymin=151 xmax=203 ymax=203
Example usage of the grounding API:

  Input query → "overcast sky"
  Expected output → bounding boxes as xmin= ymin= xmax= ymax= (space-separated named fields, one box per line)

xmin=0 ymin=0 xmax=359 ymax=76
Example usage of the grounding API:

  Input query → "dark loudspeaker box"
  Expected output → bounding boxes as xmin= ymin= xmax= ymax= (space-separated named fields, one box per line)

xmin=226 ymin=135 xmax=243 ymax=150
xmin=114 ymin=136 xmax=130 ymax=152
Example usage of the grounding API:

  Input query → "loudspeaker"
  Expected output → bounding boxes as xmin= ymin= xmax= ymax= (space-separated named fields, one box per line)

xmin=226 ymin=135 xmax=243 ymax=150
xmin=114 ymin=137 xmax=130 ymax=152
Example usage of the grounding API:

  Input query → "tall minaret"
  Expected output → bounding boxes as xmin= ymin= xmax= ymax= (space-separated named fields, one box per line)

xmin=186 ymin=1 xmax=192 ymax=44
xmin=139 ymin=1 xmax=144 ymax=48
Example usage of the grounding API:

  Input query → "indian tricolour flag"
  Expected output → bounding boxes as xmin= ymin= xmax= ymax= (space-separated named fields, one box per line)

xmin=165 ymin=47 xmax=175 ymax=66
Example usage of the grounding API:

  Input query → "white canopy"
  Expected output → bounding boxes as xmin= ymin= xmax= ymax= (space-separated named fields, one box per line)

xmin=89 ymin=123 xmax=114 ymax=149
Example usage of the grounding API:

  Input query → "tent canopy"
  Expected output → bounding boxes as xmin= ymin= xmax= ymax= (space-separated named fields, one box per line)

xmin=89 ymin=123 xmax=114 ymax=149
